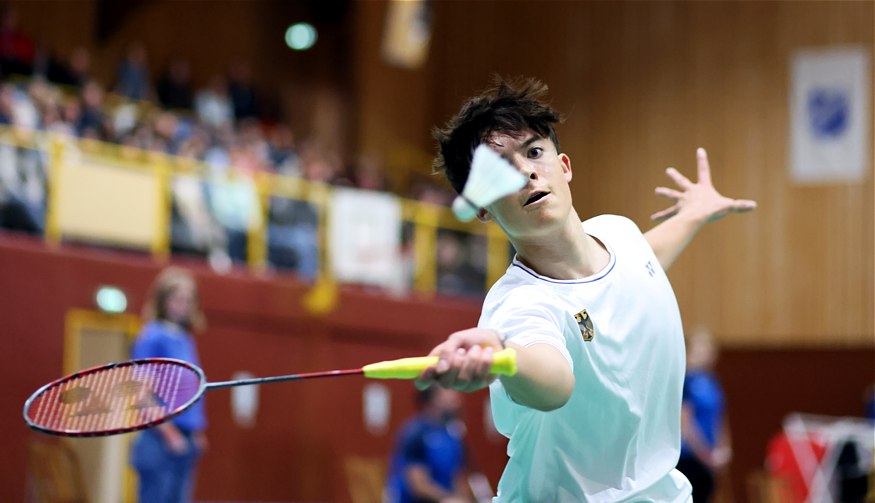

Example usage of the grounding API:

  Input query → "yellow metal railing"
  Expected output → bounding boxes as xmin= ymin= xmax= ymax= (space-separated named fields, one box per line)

xmin=0 ymin=124 xmax=510 ymax=295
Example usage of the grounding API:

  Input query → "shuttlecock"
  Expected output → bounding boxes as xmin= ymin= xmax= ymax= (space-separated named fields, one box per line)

xmin=452 ymin=144 xmax=527 ymax=221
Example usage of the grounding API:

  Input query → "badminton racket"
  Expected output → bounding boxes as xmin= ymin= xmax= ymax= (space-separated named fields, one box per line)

xmin=23 ymin=348 xmax=517 ymax=437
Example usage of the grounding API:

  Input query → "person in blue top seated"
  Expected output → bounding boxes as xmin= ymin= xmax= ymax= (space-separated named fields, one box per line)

xmin=387 ymin=387 xmax=473 ymax=503
xmin=676 ymin=328 xmax=732 ymax=503
xmin=131 ymin=266 xmax=208 ymax=503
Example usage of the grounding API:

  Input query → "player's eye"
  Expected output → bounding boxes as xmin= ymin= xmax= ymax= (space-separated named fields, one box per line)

xmin=527 ymin=147 xmax=543 ymax=159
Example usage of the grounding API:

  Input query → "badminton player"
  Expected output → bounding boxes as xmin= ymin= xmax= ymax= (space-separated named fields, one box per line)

xmin=416 ymin=77 xmax=756 ymax=502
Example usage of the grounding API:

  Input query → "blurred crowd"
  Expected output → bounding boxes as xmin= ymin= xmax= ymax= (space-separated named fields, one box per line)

xmin=0 ymin=7 xmax=488 ymax=297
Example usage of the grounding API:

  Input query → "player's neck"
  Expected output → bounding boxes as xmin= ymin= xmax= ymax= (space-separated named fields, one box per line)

xmin=513 ymin=211 xmax=609 ymax=280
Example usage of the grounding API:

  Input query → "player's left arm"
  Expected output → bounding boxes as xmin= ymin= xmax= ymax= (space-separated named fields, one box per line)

xmin=644 ymin=148 xmax=756 ymax=270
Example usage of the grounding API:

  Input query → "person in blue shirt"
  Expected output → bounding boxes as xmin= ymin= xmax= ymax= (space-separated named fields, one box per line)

xmin=131 ymin=267 xmax=208 ymax=503
xmin=387 ymin=387 xmax=472 ymax=503
xmin=677 ymin=328 xmax=732 ymax=503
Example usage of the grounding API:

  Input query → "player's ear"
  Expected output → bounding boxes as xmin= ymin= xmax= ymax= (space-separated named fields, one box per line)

xmin=476 ymin=208 xmax=493 ymax=222
xmin=559 ymin=153 xmax=572 ymax=182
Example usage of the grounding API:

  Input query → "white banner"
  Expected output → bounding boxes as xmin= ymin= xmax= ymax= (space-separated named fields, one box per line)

xmin=789 ymin=47 xmax=871 ymax=184
xmin=328 ymin=187 xmax=403 ymax=289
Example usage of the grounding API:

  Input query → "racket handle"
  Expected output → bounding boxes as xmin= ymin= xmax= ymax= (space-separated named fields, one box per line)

xmin=362 ymin=348 xmax=517 ymax=380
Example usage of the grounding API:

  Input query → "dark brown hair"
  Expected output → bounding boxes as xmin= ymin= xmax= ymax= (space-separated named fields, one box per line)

xmin=432 ymin=76 xmax=563 ymax=194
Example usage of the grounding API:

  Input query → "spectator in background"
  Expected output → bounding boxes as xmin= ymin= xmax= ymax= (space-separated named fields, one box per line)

xmin=58 ymin=95 xmax=82 ymax=135
xmin=435 ymin=231 xmax=484 ymax=298
xmin=47 ymin=46 xmax=91 ymax=89
xmin=395 ymin=176 xmax=456 ymax=293
xmin=195 ymin=74 xmax=233 ymax=130
xmin=205 ymin=139 xmax=263 ymax=264
xmin=0 ymin=79 xmax=38 ymax=130
xmin=228 ymin=59 xmax=258 ymax=120
xmin=237 ymin=118 xmax=271 ymax=174
xmin=676 ymin=327 xmax=732 ymax=503
xmin=114 ymin=41 xmax=151 ymax=101
xmin=0 ymin=6 xmax=34 ymax=77
xmin=386 ymin=387 xmax=473 ymax=503
xmin=267 ymin=123 xmax=300 ymax=176
xmin=131 ymin=267 xmax=208 ymax=503
xmin=157 ymin=57 xmax=194 ymax=111
xmin=351 ymin=153 xmax=389 ymax=192
xmin=0 ymin=82 xmax=14 ymax=125
xmin=267 ymin=191 xmax=318 ymax=277
xmin=265 ymin=147 xmax=337 ymax=279
xmin=77 ymin=79 xmax=106 ymax=139
xmin=0 ymin=99 xmax=47 ymax=234
xmin=151 ymin=110 xmax=184 ymax=155
xmin=169 ymin=168 xmax=231 ymax=270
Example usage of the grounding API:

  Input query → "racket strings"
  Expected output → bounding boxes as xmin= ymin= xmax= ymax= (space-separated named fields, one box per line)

xmin=27 ymin=361 xmax=200 ymax=435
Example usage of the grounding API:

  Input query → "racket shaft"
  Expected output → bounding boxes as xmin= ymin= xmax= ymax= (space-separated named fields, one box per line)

xmin=362 ymin=348 xmax=517 ymax=379
xmin=207 ymin=368 xmax=363 ymax=389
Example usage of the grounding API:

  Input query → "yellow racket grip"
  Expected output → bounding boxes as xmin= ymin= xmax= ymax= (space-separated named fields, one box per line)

xmin=362 ymin=348 xmax=517 ymax=380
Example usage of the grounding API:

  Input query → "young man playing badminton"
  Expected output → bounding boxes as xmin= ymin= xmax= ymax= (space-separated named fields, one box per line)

xmin=416 ymin=77 xmax=756 ymax=502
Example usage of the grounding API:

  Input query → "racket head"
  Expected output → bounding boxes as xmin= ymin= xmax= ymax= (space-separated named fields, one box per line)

xmin=23 ymin=358 xmax=206 ymax=437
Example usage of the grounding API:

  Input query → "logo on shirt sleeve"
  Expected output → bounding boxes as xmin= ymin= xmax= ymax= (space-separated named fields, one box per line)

xmin=574 ymin=309 xmax=595 ymax=341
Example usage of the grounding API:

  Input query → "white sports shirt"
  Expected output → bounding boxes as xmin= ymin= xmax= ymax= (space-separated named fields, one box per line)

xmin=483 ymin=215 xmax=693 ymax=502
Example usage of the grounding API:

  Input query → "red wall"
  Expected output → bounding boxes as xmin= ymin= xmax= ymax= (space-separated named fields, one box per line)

xmin=1 ymin=235 xmax=504 ymax=502
xmin=2 ymin=235 xmax=872 ymax=502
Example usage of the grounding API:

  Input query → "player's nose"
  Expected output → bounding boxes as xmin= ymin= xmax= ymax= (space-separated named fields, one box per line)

xmin=514 ymin=157 xmax=538 ymax=180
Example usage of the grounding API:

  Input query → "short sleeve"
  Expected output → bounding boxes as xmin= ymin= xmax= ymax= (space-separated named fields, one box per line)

xmin=486 ymin=288 xmax=573 ymax=370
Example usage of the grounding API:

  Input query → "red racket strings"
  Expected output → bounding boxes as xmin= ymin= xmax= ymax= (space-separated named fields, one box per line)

xmin=25 ymin=360 xmax=203 ymax=436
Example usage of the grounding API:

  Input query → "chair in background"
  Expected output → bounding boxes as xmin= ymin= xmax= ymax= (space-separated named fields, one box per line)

xmin=344 ymin=455 xmax=386 ymax=503
xmin=26 ymin=438 xmax=88 ymax=503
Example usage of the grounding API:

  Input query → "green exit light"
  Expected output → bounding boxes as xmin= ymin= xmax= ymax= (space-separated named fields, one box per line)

xmin=285 ymin=22 xmax=317 ymax=51
xmin=95 ymin=286 xmax=127 ymax=313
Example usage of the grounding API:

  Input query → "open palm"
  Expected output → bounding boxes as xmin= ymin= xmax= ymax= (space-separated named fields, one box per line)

xmin=651 ymin=148 xmax=757 ymax=223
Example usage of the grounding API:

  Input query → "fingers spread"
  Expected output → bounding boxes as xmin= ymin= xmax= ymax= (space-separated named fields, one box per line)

xmin=651 ymin=205 xmax=679 ymax=222
xmin=732 ymin=199 xmax=757 ymax=212
xmin=654 ymin=187 xmax=683 ymax=200
xmin=696 ymin=147 xmax=712 ymax=186
xmin=666 ymin=167 xmax=693 ymax=190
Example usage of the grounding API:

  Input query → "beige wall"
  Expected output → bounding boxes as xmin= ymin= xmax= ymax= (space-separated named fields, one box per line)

xmin=356 ymin=1 xmax=874 ymax=347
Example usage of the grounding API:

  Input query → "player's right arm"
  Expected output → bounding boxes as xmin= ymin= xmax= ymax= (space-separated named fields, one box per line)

xmin=416 ymin=327 xmax=574 ymax=412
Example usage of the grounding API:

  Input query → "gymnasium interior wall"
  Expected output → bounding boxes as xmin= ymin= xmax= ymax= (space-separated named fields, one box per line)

xmin=2 ymin=1 xmax=873 ymax=501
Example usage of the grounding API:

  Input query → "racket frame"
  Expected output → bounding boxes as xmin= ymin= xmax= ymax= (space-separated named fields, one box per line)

xmin=23 ymin=358 xmax=207 ymax=438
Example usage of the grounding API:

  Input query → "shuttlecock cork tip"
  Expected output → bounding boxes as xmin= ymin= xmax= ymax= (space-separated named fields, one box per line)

xmin=452 ymin=196 xmax=477 ymax=221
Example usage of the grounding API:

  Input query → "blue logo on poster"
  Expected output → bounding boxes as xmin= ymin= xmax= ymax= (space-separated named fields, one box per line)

xmin=807 ymin=87 xmax=849 ymax=138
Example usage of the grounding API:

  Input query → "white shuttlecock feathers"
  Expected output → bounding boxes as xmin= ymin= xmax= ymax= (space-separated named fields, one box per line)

xmin=452 ymin=144 xmax=527 ymax=221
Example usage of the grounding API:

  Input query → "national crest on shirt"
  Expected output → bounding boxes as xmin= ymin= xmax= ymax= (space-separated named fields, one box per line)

xmin=574 ymin=309 xmax=595 ymax=341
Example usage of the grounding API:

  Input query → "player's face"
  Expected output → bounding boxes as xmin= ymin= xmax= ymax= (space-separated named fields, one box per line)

xmin=480 ymin=130 xmax=573 ymax=239
xmin=165 ymin=281 xmax=195 ymax=327
xmin=433 ymin=388 xmax=462 ymax=421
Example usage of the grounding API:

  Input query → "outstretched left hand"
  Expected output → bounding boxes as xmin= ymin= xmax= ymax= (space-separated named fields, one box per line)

xmin=651 ymin=148 xmax=757 ymax=223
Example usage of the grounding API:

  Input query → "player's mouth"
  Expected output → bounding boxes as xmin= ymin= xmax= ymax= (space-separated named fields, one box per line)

xmin=523 ymin=191 xmax=550 ymax=207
